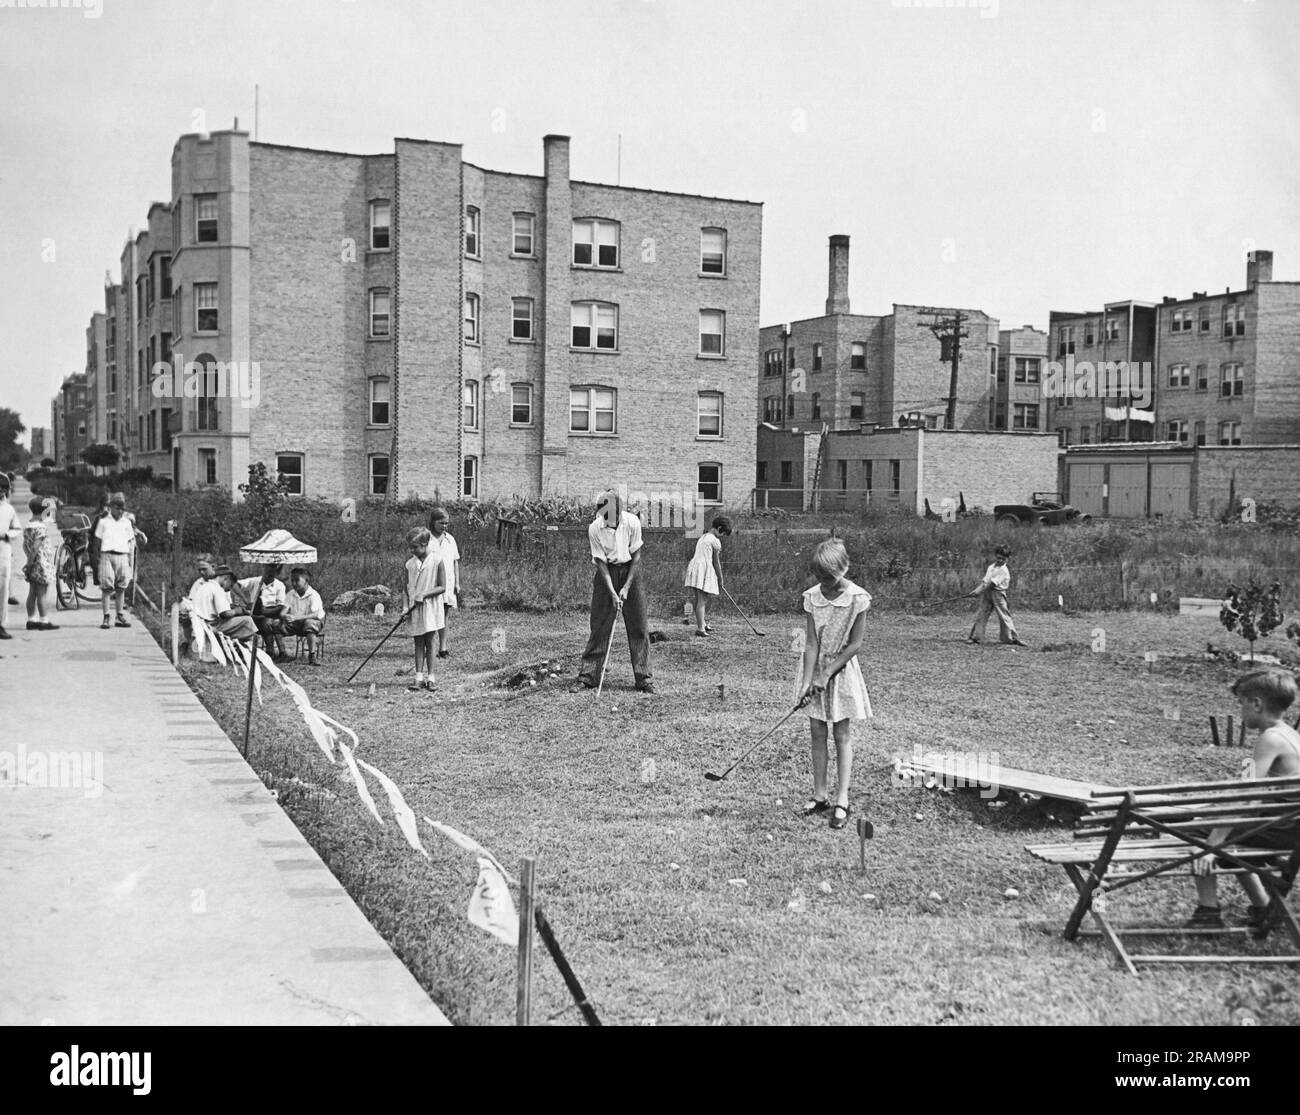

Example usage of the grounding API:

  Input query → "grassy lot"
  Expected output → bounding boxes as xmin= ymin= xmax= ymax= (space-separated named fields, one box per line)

xmin=157 ymin=603 xmax=1300 ymax=1026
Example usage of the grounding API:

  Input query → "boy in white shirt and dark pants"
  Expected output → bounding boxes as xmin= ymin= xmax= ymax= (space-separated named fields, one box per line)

xmin=968 ymin=545 xmax=1026 ymax=646
xmin=94 ymin=493 xmax=142 ymax=629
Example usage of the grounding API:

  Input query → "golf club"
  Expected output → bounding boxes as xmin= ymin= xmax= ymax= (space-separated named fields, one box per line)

xmin=594 ymin=597 xmax=622 ymax=700
xmin=346 ymin=603 xmax=416 ymax=683
xmin=923 ymin=591 xmax=977 ymax=608
xmin=704 ymin=663 xmax=846 ymax=781
xmin=722 ymin=585 xmax=767 ymax=637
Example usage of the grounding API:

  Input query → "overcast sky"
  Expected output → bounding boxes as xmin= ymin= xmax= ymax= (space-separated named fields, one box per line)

xmin=2 ymin=0 xmax=1297 ymax=446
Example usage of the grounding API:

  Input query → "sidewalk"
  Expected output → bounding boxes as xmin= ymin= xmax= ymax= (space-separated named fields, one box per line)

xmin=0 ymin=501 xmax=448 ymax=1025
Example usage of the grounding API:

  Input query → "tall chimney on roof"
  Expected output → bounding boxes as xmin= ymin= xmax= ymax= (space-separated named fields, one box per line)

xmin=826 ymin=234 xmax=850 ymax=316
xmin=1247 ymin=249 xmax=1273 ymax=288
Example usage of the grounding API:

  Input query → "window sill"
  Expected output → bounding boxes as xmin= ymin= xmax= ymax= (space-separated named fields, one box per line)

xmin=509 ymin=252 xmax=537 ymax=261
xmin=569 ymin=347 xmax=620 ymax=355
xmin=509 ymin=422 xmax=535 ymax=430
xmin=695 ymin=435 xmax=724 ymax=442
xmin=571 ymin=265 xmax=622 ymax=274
xmin=367 ymin=335 xmax=392 ymax=343
xmin=193 ymin=330 xmax=219 ymax=337
xmin=508 ymin=337 xmax=536 ymax=345
xmin=698 ymin=271 xmax=727 ymax=279
xmin=696 ymin=353 xmax=726 ymax=361
xmin=365 ymin=424 xmax=392 ymax=431
xmin=464 ymin=339 xmax=481 ymax=348
xmin=569 ymin=432 xmax=618 ymax=439
xmin=366 ymin=247 xmax=391 ymax=256
xmin=465 ymin=254 xmax=482 ymax=263
xmin=463 ymin=426 xmax=480 ymax=435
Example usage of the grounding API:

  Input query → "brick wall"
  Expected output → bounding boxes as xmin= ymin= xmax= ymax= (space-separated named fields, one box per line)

xmin=920 ymin=430 xmax=1060 ymax=514
xmin=1252 ymin=283 xmax=1300 ymax=444
xmin=1194 ymin=446 xmax=1300 ymax=518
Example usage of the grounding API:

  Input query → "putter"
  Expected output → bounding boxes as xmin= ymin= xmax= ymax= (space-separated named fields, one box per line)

xmin=923 ymin=592 xmax=976 ymax=608
xmin=345 ymin=603 xmax=415 ymax=683
xmin=704 ymin=663 xmax=846 ymax=781
xmin=722 ymin=586 xmax=766 ymax=637
xmin=594 ymin=599 xmax=621 ymax=700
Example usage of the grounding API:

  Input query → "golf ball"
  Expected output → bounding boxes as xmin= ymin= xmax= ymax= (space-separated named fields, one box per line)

xmin=1004 ymin=887 xmax=1020 ymax=899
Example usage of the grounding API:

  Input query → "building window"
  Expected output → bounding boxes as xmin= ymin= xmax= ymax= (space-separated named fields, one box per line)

xmin=194 ymin=354 xmax=220 ymax=431
xmin=698 ymin=462 xmax=722 ymax=503
xmin=1224 ymin=303 xmax=1245 ymax=337
xmin=763 ymin=396 xmax=781 ymax=423
xmin=160 ymin=256 xmax=172 ymax=300
xmin=148 ymin=411 xmax=157 ymax=451
xmin=1105 ymin=317 xmax=1120 ymax=341
xmin=812 ymin=343 xmax=823 ymax=371
xmin=699 ymin=309 xmax=725 ymax=356
xmin=1084 ymin=323 xmax=1095 ymax=347
xmin=788 ymin=348 xmax=796 ymax=372
xmin=512 ymin=212 xmax=535 ymax=256
xmin=463 ymin=380 xmax=479 ymax=429
xmin=572 ymin=218 xmax=619 ymax=268
xmin=504 ymin=297 xmax=532 ymax=341
xmin=787 ymin=394 xmax=795 ymax=422
xmin=194 ymin=283 xmax=218 ymax=332
xmin=851 ymin=342 xmax=865 ymax=371
xmin=890 ymin=459 xmax=901 ymax=496
xmin=369 ymin=454 xmax=389 ymax=496
xmin=1219 ymin=420 xmax=1242 ymax=446
xmin=511 ymin=383 xmax=533 ymax=426
xmin=780 ymin=460 xmax=793 ymax=485
xmin=756 ymin=460 xmax=767 ymax=483
xmin=863 ymin=460 xmax=873 ymax=491
xmin=370 ymin=289 xmax=391 ymax=338
xmin=370 ymin=201 xmax=391 ymax=250
xmin=571 ymin=302 xmax=617 ymax=350
xmin=1165 ymin=419 xmax=1188 ymax=444
xmin=697 ymin=392 xmax=723 ymax=437
xmin=195 ymin=194 xmax=218 ymax=242
xmin=570 ymin=386 xmax=616 ymax=434
xmin=1057 ymin=326 xmax=1075 ymax=356
xmin=811 ymin=392 xmax=821 ymax=420
xmin=369 ymin=378 xmax=391 ymax=426
xmin=997 ymin=357 xmax=1007 ymax=384
xmin=1014 ymin=358 xmax=1041 ymax=384
xmin=199 ymin=448 xmax=217 ymax=485
xmin=465 ymin=206 xmax=480 ymax=257
xmin=276 ymin=453 xmax=304 ymax=496
xmin=1058 ymin=393 xmax=1073 ymax=408
xmin=1194 ymin=420 xmax=1206 ymax=447
xmin=1199 ymin=310 xmax=1212 ymax=334
xmin=700 ymin=228 xmax=726 ymax=274
xmin=463 ymin=293 xmax=480 ymax=343
xmin=1056 ymin=427 xmax=1070 ymax=447
xmin=764 ymin=350 xmax=781 ymax=377
xmin=1079 ymin=425 xmax=1091 ymax=444
xmin=837 ymin=459 xmax=848 ymax=491
xmin=1196 ymin=364 xmax=1208 ymax=391
xmin=849 ymin=391 xmax=865 ymax=419
xmin=1013 ymin=403 xmax=1040 ymax=429
xmin=1220 ymin=362 xmax=1244 ymax=397
xmin=1170 ymin=308 xmax=1192 ymax=333
xmin=462 ymin=455 xmax=478 ymax=498
xmin=1168 ymin=363 xmax=1190 ymax=388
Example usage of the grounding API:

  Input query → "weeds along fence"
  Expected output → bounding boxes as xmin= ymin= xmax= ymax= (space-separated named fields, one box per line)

xmin=124 ymin=488 xmax=1300 ymax=616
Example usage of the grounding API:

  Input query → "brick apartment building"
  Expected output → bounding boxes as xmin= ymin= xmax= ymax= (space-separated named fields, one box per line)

xmin=83 ymin=128 xmax=761 ymax=508
xmin=1044 ymin=301 xmax=1157 ymax=446
xmin=52 ymin=372 xmax=89 ymax=470
xmin=757 ymin=235 xmax=998 ymax=438
xmin=1151 ymin=250 xmax=1300 ymax=448
xmin=993 ymin=326 xmax=1048 ymax=433
xmin=29 ymin=427 xmax=49 ymax=461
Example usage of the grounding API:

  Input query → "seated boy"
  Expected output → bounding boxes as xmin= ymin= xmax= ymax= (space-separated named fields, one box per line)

xmin=189 ymin=558 xmax=258 ymax=644
xmin=239 ymin=563 xmax=288 ymax=661
xmin=284 ymin=566 xmax=325 ymax=665
xmin=1189 ymin=668 xmax=1300 ymax=932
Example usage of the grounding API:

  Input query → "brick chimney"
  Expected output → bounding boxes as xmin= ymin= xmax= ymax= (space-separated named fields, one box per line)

xmin=1247 ymin=249 xmax=1273 ymax=288
xmin=826 ymin=234 xmax=850 ymax=316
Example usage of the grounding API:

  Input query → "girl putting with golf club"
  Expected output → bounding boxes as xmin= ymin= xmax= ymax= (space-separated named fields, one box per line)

xmin=682 ymin=515 xmax=732 ymax=637
xmin=798 ymin=538 xmax=872 ymax=830
xmin=403 ymin=526 xmax=446 ymax=692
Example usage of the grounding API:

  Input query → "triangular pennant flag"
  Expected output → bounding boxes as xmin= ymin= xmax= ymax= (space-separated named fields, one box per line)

xmin=467 ymin=857 xmax=519 ymax=946
xmin=357 ymin=758 xmax=428 ymax=857
xmin=338 ymin=741 xmax=383 ymax=824
xmin=422 ymin=818 xmax=516 ymax=885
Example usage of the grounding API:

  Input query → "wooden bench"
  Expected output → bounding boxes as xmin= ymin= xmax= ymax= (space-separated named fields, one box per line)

xmin=899 ymin=753 xmax=1117 ymax=808
xmin=1026 ymin=776 xmax=1300 ymax=974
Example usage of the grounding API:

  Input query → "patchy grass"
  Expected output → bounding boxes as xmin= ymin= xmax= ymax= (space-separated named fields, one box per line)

xmin=156 ymin=605 xmax=1300 ymax=1026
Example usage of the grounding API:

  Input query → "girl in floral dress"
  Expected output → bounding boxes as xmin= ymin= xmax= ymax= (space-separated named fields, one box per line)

xmin=22 ymin=496 xmax=58 ymax=630
xmin=797 ymin=538 xmax=872 ymax=829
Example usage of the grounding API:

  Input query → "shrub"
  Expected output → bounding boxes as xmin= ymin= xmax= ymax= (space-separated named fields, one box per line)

xmin=1220 ymin=581 xmax=1285 ymax=662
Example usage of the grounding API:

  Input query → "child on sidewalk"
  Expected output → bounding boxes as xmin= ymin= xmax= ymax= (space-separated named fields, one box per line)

xmin=94 ymin=492 xmax=144 ymax=629
xmin=968 ymin=545 xmax=1026 ymax=646
xmin=1189 ymin=669 xmax=1300 ymax=932
xmin=404 ymin=526 xmax=446 ymax=691
xmin=682 ymin=516 xmax=732 ymax=637
xmin=284 ymin=567 xmax=326 ymax=665
xmin=0 ymin=477 xmax=19 ymax=639
xmin=797 ymin=538 xmax=872 ymax=830
xmin=21 ymin=496 xmax=58 ymax=631
xmin=427 ymin=506 xmax=460 ymax=659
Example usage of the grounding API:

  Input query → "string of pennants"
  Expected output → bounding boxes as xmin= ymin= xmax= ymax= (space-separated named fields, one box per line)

xmin=191 ymin=615 xmax=520 ymax=947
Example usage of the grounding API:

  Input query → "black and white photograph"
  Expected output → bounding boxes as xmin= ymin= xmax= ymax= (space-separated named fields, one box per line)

xmin=2 ymin=0 xmax=1299 ymax=1083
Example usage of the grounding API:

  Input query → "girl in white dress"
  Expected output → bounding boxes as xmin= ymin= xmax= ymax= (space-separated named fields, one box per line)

xmin=403 ymin=527 xmax=446 ymax=692
xmin=797 ymin=538 xmax=872 ymax=830
xmin=682 ymin=516 xmax=732 ymax=637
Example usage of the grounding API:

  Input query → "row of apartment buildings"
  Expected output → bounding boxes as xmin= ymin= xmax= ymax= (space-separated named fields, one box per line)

xmin=71 ymin=128 xmax=761 ymax=509
xmin=61 ymin=125 xmax=1300 ymax=515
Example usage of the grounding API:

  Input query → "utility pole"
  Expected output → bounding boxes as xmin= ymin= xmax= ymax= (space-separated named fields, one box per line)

xmin=916 ymin=308 xmax=968 ymax=430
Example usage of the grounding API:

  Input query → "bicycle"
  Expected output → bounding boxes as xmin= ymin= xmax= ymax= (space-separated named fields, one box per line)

xmin=54 ymin=521 xmax=100 ymax=611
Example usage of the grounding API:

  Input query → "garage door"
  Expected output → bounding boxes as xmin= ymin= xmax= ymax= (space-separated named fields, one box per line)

xmin=1068 ymin=463 xmax=1106 ymax=517
xmin=1150 ymin=461 xmax=1191 ymax=518
xmin=1108 ymin=463 xmax=1147 ymax=518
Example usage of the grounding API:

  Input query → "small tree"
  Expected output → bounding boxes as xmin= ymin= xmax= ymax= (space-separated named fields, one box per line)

xmin=239 ymin=461 xmax=291 ymax=533
xmin=1220 ymin=581 xmax=1284 ymax=662
xmin=80 ymin=443 xmax=121 ymax=473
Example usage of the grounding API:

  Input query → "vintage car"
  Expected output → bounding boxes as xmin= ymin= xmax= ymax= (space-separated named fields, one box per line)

xmin=993 ymin=492 xmax=1091 ymax=527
